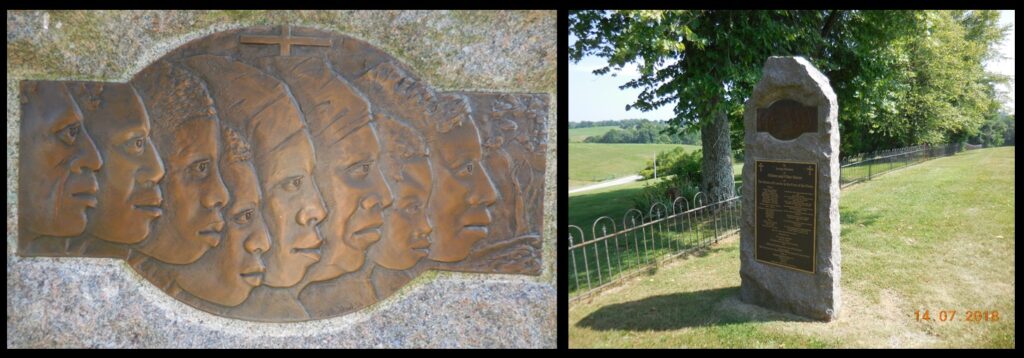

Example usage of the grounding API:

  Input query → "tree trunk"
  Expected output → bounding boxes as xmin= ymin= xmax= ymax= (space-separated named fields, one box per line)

xmin=700 ymin=107 xmax=735 ymax=202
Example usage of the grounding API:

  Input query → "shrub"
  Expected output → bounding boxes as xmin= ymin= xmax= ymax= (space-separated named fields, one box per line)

xmin=634 ymin=148 xmax=703 ymax=212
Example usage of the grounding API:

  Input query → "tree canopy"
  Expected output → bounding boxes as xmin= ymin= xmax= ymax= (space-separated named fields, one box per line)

xmin=569 ymin=10 xmax=1010 ymax=155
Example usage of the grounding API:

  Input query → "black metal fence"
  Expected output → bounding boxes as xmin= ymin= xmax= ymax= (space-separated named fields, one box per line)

xmin=839 ymin=143 xmax=960 ymax=188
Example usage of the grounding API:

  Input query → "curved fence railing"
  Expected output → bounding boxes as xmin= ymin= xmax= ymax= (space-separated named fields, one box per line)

xmin=569 ymin=192 xmax=741 ymax=302
xmin=569 ymin=142 xmax=965 ymax=303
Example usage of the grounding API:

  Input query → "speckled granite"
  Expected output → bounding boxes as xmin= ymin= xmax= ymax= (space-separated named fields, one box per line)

xmin=7 ymin=10 xmax=556 ymax=348
xmin=7 ymin=256 xmax=555 ymax=348
xmin=739 ymin=57 xmax=841 ymax=322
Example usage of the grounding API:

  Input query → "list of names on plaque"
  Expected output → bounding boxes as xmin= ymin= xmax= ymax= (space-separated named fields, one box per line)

xmin=755 ymin=160 xmax=816 ymax=272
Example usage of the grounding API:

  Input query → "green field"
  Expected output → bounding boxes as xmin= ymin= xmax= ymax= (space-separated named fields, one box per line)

xmin=569 ymin=147 xmax=1015 ymax=348
xmin=570 ymin=126 xmax=620 ymax=142
xmin=569 ymin=143 xmax=701 ymax=188
xmin=568 ymin=172 xmax=740 ymax=297
xmin=569 ymin=177 xmax=664 ymax=236
xmin=571 ymin=161 xmax=744 ymax=229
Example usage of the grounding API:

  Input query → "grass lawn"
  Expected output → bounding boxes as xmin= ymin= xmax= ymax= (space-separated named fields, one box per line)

xmin=570 ymin=126 xmax=621 ymax=142
xmin=568 ymin=172 xmax=743 ymax=296
xmin=569 ymin=177 xmax=663 ymax=235
xmin=839 ymin=154 xmax=929 ymax=186
xmin=570 ymin=164 xmax=744 ymax=234
xmin=569 ymin=143 xmax=701 ymax=188
xmin=569 ymin=147 xmax=1015 ymax=348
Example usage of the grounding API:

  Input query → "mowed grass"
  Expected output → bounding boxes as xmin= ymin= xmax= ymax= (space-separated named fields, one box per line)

xmin=569 ymin=172 xmax=742 ymax=296
xmin=570 ymin=126 xmax=620 ymax=142
xmin=571 ymin=167 xmax=745 ymax=236
xmin=570 ymin=147 xmax=1015 ymax=348
xmin=569 ymin=177 xmax=665 ymax=237
xmin=569 ymin=143 xmax=700 ymax=188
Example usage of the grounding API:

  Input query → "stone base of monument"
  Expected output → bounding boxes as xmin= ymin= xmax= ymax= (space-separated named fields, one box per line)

xmin=739 ymin=56 xmax=841 ymax=322
xmin=738 ymin=266 xmax=839 ymax=321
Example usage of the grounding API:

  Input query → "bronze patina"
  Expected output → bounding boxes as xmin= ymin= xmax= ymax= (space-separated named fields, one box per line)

xmin=756 ymin=99 xmax=818 ymax=141
xmin=17 ymin=26 xmax=548 ymax=322
xmin=754 ymin=160 xmax=816 ymax=273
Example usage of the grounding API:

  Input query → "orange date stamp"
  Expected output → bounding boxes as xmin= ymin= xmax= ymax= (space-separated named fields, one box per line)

xmin=914 ymin=310 xmax=1000 ymax=322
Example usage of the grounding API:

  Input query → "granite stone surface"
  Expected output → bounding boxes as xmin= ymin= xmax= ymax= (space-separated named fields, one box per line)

xmin=739 ymin=56 xmax=841 ymax=321
xmin=7 ymin=256 xmax=555 ymax=348
xmin=7 ymin=10 xmax=556 ymax=348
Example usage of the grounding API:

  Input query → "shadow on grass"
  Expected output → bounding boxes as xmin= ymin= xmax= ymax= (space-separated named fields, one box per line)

xmin=840 ymin=206 xmax=883 ymax=227
xmin=568 ymin=238 xmax=737 ymax=296
xmin=575 ymin=286 xmax=809 ymax=331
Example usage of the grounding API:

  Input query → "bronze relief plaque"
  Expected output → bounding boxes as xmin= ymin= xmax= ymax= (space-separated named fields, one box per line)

xmin=754 ymin=160 xmax=816 ymax=273
xmin=17 ymin=26 xmax=547 ymax=322
xmin=756 ymin=99 xmax=818 ymax=141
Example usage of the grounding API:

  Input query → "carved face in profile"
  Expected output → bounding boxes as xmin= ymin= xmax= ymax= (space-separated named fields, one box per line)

xmin=71 ymin=83 xmax=166 ymax=244
xmin=19 ymin=81 xmax=103 ymax=238
xmin=176 ymin=54 xmax=328 ymax=288
xmin=427 ymin=116 xmax=498 ymax=262
xmin=374 ymin=156 xmax=431 ymax=270
xmin=309 ymin=124 xmax=394 ymax=281
xmin=175 ymin=128 xmax=270 ymax=306
xmin=370 ymin=116 xmax=432 ymax=270
xmin=145 ymin=119 xmax=230 ymax=264
xmin=258 ymin=131 xmax=328 ymax=288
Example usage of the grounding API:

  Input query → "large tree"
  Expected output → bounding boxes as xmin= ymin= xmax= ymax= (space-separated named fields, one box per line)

xmin=570 ymin=10 xmax=1007 ymax=190
xmin=570 ymin=10 xmax=833 ymax=199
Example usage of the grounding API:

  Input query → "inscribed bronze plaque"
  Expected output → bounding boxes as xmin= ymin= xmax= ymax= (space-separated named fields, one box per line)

xmin=756 ymin=99 xmax=818 ymax=140
xmin=16 ymin=26 xmax=547 ymax=322
xmin=754 ymin=160 xmax=816 ymax=273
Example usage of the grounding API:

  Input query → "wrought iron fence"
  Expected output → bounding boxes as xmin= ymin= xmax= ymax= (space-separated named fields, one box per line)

xmin=569 ymin=192 xmax=742 ymax=302
xmin=839 ymin=143 xmax=960 ymax=188
xmin=568 ymin=142 xmax=966 ymax=303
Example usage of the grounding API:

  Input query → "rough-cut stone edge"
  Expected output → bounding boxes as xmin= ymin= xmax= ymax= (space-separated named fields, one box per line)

xmin=739 ymin=56 xmax=841 ymax=321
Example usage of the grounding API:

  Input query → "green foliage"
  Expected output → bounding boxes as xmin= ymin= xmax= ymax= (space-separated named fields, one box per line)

xmin=632 ymin=178 xmax=702 ymax=215
xmin=569 ymin=143 xmax=695 ymax=184
xmin=580 ymin=119 xmax=701 ymax=144
xmin=569 ymin=10 xmax=1010 ymax=155
xmin=569 ymin=126 xmax=619 ymax=142
xmin=570 ymin=118 xmax=649 ymax=129
xmin=633 ymin=147 xmax=703 ymax=211
xmin=571 ymin=147 xmax=1016 ymax=348
xmin=970 ymin=113 xmax=1015 ymax=147
xmin=638 ymin=147 xmax=701 ymax=181
xmin=570 ymin=10 xmax=824 ymax=135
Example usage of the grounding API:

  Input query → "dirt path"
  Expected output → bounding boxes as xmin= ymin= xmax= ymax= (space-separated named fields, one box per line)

xmin=568 ymin=175 xmax=643 ymax=195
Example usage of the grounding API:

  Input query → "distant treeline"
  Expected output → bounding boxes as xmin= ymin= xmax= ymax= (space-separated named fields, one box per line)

xmin=571 ymin=119 xmax=701 ymax=145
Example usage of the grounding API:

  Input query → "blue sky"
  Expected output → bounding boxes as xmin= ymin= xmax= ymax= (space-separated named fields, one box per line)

xmin=569 ymin=10 xmax=1015 ymax=122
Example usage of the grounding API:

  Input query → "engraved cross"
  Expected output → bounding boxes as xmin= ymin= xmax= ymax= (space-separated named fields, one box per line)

xmin=240 ymin=25 xmax=331 ymax=56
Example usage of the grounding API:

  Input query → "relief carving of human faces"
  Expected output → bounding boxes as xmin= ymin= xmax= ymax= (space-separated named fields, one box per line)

xmin=257 ymin=131 xmax=327 ymax=288
xmin=16 ymin=27 xmax=547 ymax=323
xmin=309 ymin=124 xmax=394 ymax=282
xmin=372 ymin=155 xmax=432 ymax=270
xmin=144 ymin=119 xmax=229 ymax=264
xmin=176 ymin=156 xmax=270 ymax=306
xmin=19 ymin=81 xmax=103 ymax=238
xmin=427 ymin=117 xmax=498 ymax=262
xmin=75 ymin=83 xmax=166 ymax=244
